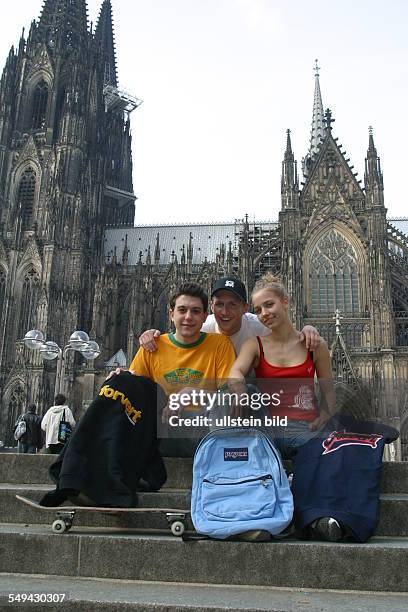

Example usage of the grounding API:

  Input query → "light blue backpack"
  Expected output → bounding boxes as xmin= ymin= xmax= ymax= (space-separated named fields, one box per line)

xmin=191 ymin=428 xmax=293 ymax=539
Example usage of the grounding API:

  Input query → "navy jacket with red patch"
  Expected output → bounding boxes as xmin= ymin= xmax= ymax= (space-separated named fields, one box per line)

xmin=292 ymin=416 xmax=399 ymax=542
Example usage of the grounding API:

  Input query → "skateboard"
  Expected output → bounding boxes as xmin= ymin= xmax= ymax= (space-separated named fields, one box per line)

xmin=15 ymin=494 xmax=190 ymax=536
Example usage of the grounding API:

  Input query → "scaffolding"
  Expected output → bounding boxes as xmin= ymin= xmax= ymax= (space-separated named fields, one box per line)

xmin=103 ymin=84 xmax=143 ymax=116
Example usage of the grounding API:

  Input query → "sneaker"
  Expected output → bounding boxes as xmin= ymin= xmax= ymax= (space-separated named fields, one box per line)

xmin=235 ymin=529 xmax=271 ymax=542
xmin=310 ymin=517 xmax=343 ymax=542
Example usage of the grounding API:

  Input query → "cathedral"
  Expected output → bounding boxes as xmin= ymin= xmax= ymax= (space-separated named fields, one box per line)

xmin=0 ymin=1 xmax=407 ymax=458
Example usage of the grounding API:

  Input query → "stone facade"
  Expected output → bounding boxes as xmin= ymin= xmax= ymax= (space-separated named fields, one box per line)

xmin=0 ymin=1 xmax=135 ymax=443
xmin=0 ymin=3 xmax=407 ymax=457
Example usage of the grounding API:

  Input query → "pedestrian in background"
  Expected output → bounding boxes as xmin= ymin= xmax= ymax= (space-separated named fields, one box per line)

xmin=41 ymin=394 xmax=76 ymax=454
xmin=14 ymin=404 xmax=42 ymax=454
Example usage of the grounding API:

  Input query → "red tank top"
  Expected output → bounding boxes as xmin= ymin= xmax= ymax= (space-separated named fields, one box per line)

xmin=254 ymin=337 xmax=318 ymax=422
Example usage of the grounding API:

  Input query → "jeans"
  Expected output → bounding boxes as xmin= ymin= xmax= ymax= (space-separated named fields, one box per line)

xmin=268 ymin=420 xmax=319 ymax=459
xmin=18 ymin=443 xmax=37 ymax=454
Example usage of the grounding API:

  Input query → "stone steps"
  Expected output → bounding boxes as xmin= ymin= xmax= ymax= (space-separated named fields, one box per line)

xmin=1 ymin=453 xmax=407 ymax=494
xmin=1 ymin=573 xmax=408 ymax=612
xmin=1 ymin=485 xmax=408 ymax=536
xmin=0 ymin=454 xmax=193 ymax=489
xmin=0 ymin=523 xmax=407 ymax=593
xmin=1 ymin=452 xmax=408 ymax=602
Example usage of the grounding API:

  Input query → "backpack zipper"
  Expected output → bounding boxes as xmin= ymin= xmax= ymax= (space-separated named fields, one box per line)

xmin=203 ymin=474 xmax=272 ymax=486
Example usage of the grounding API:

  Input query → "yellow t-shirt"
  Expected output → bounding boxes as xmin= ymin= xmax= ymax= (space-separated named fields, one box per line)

xmin=129 ymin=332 xmax=235 ymax=395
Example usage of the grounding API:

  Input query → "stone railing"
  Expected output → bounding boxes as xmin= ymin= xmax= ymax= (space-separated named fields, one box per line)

xmin=304 ymin=317 xmax=371 ymax=347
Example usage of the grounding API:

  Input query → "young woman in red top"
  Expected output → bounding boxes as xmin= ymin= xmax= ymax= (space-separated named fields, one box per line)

xmin=229 ymin=273 xmax=336 ymax=457
xmin=229 ymin=274 xmax=344 ymax=541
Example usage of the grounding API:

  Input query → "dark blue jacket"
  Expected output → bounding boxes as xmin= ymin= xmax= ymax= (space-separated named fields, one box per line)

xmin=292 ymin=416 xmax=399 ymax=542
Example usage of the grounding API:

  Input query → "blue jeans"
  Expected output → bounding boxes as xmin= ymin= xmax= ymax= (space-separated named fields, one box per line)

xmin=267 ymin=420 xmax=319 ymax=459
xmin=18 ymin=443 xmax=37 ymax=454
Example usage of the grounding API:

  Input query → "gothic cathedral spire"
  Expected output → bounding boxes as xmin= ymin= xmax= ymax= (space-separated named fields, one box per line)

xmin=364 ymin=126 xmax=384 ymax=208
xmin=36 ymin=0 xmax=89 ymax=54
xmin=309 ymin=60 xmax=325 ymax=156
xmin=281 ymin=129 xmax=299 ymax=210
xmin=95 ymin=0 xmax=118 ymax=86
xmin=302 ymin=60 xmax=325 ymax=177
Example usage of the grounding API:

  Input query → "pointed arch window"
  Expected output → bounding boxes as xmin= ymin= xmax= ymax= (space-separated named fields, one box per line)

xmin=17 ymin=167 xmax=36 ymax=231
xmin=7 ymin=385 xmax=26 ymax=446
xmin=310 ymin=230 xmax=360 ymax=317
xmin=53 ymin=86 xmax=66 ymax=141
xmin=0 ymin=267 xmax=6 ymax=322
xmin=118 ymin=291 xmax=131 ymax=353
xmin=17 ymin=267 xmax=40 ymax=340
xmin=31 ymin=80 xmax=49 ymax=129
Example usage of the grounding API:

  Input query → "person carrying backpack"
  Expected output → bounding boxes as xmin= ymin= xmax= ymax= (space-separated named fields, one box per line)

xmin=14 ymin=404 xmax=42 ymax=454
xmin=41 ymin=394 xmax=76 ymax=454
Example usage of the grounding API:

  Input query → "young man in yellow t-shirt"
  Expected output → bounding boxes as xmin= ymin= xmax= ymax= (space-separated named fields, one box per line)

xmin=127 ymin=283 xmax=235 ymax=458
xmin=129 ymin=282 xmax=236 ymax=410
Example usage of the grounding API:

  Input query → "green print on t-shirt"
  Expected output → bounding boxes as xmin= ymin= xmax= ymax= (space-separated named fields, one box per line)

xmin=164 ymin=368 xmax=204 ymax=385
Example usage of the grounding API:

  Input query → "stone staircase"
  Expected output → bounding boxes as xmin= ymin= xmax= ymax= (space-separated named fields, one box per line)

xmin=0 ymin=453 xmax=407 ymax=611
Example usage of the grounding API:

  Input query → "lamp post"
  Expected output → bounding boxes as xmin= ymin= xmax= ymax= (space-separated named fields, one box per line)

xmin=23 ymin=329 xmax=100 ymax=395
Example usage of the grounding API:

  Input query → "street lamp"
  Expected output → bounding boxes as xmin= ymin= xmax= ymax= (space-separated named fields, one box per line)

xmin=23 ymin=329 xmax=45 ymax=349
xmin=23 ymin=329 xmax=101 ymax=394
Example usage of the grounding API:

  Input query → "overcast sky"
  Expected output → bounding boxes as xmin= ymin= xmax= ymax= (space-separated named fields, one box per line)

xmin=1 ymin=0 xmax=407 ymax=224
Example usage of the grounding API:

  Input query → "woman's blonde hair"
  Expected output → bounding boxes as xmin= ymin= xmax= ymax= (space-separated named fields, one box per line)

xmin=251 ymin=273 xmax=288 ymax=300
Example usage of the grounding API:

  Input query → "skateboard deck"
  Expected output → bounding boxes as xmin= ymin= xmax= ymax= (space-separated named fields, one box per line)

xmin=16 ymin=494 xmax=190 ymax=536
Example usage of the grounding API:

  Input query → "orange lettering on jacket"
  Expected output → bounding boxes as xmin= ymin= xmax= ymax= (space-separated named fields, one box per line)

xmin=99 ymin=385 xmax=142 ymax=424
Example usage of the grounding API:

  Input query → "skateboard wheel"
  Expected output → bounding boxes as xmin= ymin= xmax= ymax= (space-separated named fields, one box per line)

xmin=171 ymin=520 xmax=185 ymax=536
xmin=52 ymin=519 xmax=67 ymax=533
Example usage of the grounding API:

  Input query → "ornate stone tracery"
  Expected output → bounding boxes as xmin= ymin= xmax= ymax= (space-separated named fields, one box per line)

xmin=17 ymin=167 xmax=37 ymax=231
xmin=31 ymin=80 xmax=49 ymax=130
xmin=309 ymin=229 xmax=360 ymax=317
xmin=17 ymin=267 xmax=41 ymax=340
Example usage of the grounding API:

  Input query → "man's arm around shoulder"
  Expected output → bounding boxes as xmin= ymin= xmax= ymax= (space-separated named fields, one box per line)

xmin=129 ymin=343 xmax=155 ymax=380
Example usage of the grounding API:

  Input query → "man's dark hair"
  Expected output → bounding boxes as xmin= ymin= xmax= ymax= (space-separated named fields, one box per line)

xmin=169 ymin=282 xmax=208 ymax=312
xmin=27 ymin=403 xmax=36 ymax=413
xmin=54 ymin=394 xmax=66 ymax=405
